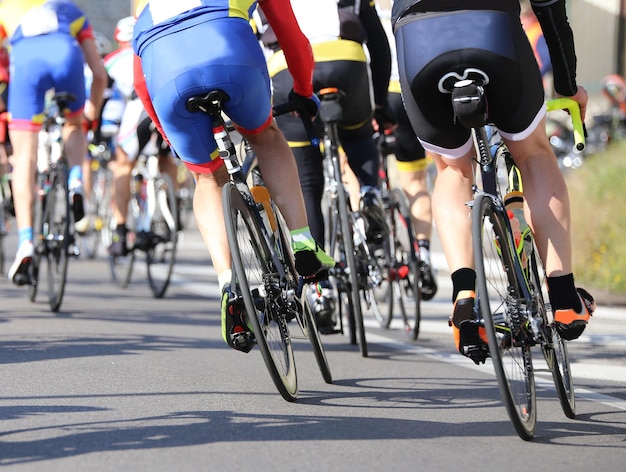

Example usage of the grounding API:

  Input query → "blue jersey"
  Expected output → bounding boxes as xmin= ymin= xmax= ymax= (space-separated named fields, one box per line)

xmin=133 ymin=0 xmax=258 ymax=56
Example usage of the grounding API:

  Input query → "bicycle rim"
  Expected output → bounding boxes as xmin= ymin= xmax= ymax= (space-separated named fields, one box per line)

xmin=473 ymin=193 xmax=536 ymax=440
xmin=146 ymin=175 xmax=178 ymax=298
xmin=223 ymin=182 xmax=297 ymax=401
xmin=43 ymin=171 xmax=70 ymax=312
xmin=390 ymin=188 xmax=422 ymax=340
xmin=528 ymin=243 xmax=576 ymax=418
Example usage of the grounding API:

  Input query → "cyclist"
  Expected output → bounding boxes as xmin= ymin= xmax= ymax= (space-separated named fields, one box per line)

xmin=132 ymin=0 xmax=335 ymax=352
xmin=259 ymin=0 xmax=391 ymax=331
xmin=1 ymin=0 xmax=107 ymax=286
xmin=392 ymin=0 xmax=594 ymax=362
xmin=104 ymin=16 xmax=178 ymax=256
xmin=378 ymin=3 xmax=437 ymax=300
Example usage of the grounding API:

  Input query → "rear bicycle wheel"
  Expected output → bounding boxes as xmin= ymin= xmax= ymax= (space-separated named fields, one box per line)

xmin=473 ymin=193 xmax=536 ymax=440
xmin=223 ymin=182 xmax=297 ymax=401
xmin=527 ymin=239 xmax=576 ymax=418
xmin=109 ymin=198 xmax=136 ymax=288
xmin=146 ymin=174 xmax=178 ymax=298
xmin=42 ymin=166 xmax=70 ymax=312
xmin=335 ymin=184 xmax=367 ymax=357
xmin=388 ymin=188 xmax=422 ymax=340
xmin=29 ymin=176 xmax=46 ymax=303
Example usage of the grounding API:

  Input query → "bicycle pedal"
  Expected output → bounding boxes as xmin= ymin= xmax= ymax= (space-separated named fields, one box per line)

xmin=301 ymin=269 xmax=330 ymax=284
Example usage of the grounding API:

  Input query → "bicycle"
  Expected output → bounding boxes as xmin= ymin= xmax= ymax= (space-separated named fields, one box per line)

xmin=445 ymin=75 xmax=585 ymax=440
xmin=108 ymin=136 xmax=179 ymax=299
xmin=317 ymin=87 xmax=389 ymax=358
xmin=186 ymin=90 xmax=332 ymax=401
xmin=374 ymin=130 xmax=423 ymax=340
xmin=29 ymin=91 xmax=78 ymax=312
xmin=75 ymin=137 xmax=115 ymax=259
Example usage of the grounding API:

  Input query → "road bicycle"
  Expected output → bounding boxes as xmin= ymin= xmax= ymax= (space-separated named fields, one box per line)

xmin=317 ymin=87 xmax=390 ymax=358
xmin=445 ymin=75 xmax=585 ymax=440
xmin=186 ymin=90 xmax=332 ymax=401
xmin=375 ymin=130 xmax=423 ymax=340
xmin=108 ymin=138 xmax=179 ymax=299
xmin=75 ymin=137 xmax=115 ymax=259
xmin=29 ymin=92 xmax=78 ymax=312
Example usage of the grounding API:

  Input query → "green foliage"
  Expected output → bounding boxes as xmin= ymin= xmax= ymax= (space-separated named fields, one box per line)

xmin=567 ymin=139 xmax=626 ymax=294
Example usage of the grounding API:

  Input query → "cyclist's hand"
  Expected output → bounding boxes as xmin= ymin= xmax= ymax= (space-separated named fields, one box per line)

xmin=559 ymin=85 xmax=588 ymax=121
xmin=373 ymin=104 xmax=395 ymax=132
xmin=288 ymin=89 xmax=320 ymax=119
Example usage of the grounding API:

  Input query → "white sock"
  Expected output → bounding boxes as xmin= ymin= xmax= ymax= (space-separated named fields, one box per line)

xmin=218 ymin=269 xmax=232 ymax=292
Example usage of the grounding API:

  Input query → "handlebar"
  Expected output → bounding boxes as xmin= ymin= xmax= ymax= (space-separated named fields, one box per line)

xmin=546 ymin=97 xmax=586 ymax=152
xmin=272 ymin=100 xmax=320 ymax=147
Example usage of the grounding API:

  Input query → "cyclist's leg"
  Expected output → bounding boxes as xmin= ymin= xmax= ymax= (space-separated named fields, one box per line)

xmin=389 ymin=90 xmax=437 ymax=298
xmin=6 ymin=41 xmax=49 ymax=283
xmin=491 ymin=17 xmax=594 ymax=340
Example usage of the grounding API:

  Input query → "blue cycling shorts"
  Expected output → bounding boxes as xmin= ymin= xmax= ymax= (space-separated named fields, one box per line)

xmin=139 ymin=16 xmax=273 ymax=171
xmin=8 ymin=33 xmax=86 ymax=131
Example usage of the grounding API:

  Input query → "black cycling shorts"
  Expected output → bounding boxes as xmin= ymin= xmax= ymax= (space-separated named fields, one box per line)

xmin=395 ymin=10 xmax=544 ymax=155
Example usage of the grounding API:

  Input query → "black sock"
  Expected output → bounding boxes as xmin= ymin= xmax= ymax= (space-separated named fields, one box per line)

xmin=547 ymin=273 xmax=582 ymax=312
xmin=115 ymin=224 xmax=128 ymax=236
xmin=451 ymin=268 xmax=476 ymax=303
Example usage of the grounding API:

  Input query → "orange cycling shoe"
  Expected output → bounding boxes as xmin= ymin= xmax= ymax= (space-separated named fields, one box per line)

xmin=553 ymin=287 xmax=595 ymax=341
xmin=449 ymin=290 xmax=490 ymax=365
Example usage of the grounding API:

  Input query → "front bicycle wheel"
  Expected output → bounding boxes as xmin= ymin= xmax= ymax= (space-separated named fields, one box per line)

xmin=527 ymin=240 xmax=576 ymax=418
xmin=146 ymin=174 xmax=178 ymax=298
xmin=473 ymin=193 xmax=536 ymax=440
xmin=223 ymin=182 xmax=297 ymax=401
xmin=42 ymin=167 xmax=70 ymax=312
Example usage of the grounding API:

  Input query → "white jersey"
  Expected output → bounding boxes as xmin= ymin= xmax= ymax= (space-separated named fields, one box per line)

xmin=104 ymin=46 xmax=135 ymax=101
xmin=290 ymin=0 xmax=340 ymax=44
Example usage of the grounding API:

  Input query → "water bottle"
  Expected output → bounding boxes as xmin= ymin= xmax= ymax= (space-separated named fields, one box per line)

xmin=504 ymin=191 xmax=531 ymax=268
xmin=250 ymin=186 xmax=277 ymax=243
xmin=37 ymin=129 xmax=50 ymax=173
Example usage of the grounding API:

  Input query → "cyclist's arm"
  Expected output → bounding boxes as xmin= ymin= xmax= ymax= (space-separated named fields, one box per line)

xmin=259 ymin=0 xmax=314 ymax=98
xmin=80 ymin=35 xmax=107 ymax=123
xmin=531 ymin=0 xmax=587 ymax=119
xmin=531 ymin=0 xmax=577 ymax=97
xmin=357 ymin=0 xmax=392 ymax=110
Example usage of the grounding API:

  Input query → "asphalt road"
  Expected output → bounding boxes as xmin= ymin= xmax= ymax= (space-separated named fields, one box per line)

xmin=1 ymin=219 xmax=625 ymax=471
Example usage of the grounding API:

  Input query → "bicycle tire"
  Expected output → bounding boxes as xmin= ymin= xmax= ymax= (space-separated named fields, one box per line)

xmin=528 ymin=240 xmax=576 ymax=418
xmin=389 ymin=188 xmax=422 ymax=340
xmin=42 ymin=166 xmax=70 ymax=312
xmin=300 ymin=283 xmax=333 ymax=384
xmin=109 ymin=198 xmax=135 ymax=288
xmin=223 ymin=182 xmax=298 ymax=401
xmin=29 ymin=176 xmax=46 ymax=303
xmin=473 ymin=193 xmax=537 ymax=440
xmin=146 ymin=174 xmax=178 ymax=298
